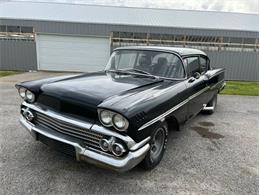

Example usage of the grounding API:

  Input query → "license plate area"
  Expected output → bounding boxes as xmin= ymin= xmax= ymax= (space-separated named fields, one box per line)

xmin=37 ymin=133 xmax=76 ymax=159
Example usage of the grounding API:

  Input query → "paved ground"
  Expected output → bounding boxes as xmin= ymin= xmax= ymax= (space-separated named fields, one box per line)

xmin=0 ymin=72 xmax=258 ymax=195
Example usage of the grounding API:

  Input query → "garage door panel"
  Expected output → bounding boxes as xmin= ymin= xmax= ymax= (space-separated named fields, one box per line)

xmin=39 ymin=41 xmax=106 ymax=49
xmin=37 ymin=34 xmax=110 ymax=72
xmin=39 ymin=37 xmax=108 ymax=49
xmin=40 ymin=54 xmax=107 ymax=64
xmin=40 ymin=56 xmax=106 ymax=66
xmin=40 ymin=48 xmax=108 ymax=56
xmin=40 ymin=63 xmax=101 ymax=72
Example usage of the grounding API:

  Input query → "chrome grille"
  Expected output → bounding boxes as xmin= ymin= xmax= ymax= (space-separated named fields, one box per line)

xmin=34 ymin=112 xmax=103 ymax=150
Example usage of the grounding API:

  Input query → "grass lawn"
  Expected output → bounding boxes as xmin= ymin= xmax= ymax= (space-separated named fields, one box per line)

xmin=0 ymin=71 xmax=23 ymax=77
xmin=220 ymin=81 xmax=259 ymax=96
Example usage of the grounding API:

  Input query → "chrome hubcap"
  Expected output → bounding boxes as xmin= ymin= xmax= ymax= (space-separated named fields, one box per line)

xmin=150 ymin=127 xmax=165 ymax=162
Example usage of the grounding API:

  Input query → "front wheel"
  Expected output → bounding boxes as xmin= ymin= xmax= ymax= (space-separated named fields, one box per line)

xmin=140 ymin=121 xmax=168 ymax=170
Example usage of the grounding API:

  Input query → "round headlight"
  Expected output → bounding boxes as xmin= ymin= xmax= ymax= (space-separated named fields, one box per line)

xmin=19 ymin=87 xmax=26 ymax=99
xmin=99 ymin=138 xmax=110 ymax=152
xmin=25 ymin=90 xmax=35 ymax=102
xmin=112 ymin=114 xmax=128 ymax=131
xmin=100 ymin=110 xmax=112 ymax=126
xmin=111 ymin=142 xmax=125 ymax=157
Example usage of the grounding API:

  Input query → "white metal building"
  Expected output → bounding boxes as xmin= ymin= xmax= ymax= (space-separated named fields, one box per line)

xmin=0 ymin=1 xmax=259 ymax=80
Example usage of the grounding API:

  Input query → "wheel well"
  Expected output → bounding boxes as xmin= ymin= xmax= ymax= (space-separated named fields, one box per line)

xmin=165 ymin=115 xmax=179 ymax=131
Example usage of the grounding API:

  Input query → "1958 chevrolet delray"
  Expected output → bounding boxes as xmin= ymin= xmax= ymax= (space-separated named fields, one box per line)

xmin=16 ymin=46 xmax=225 ymax=172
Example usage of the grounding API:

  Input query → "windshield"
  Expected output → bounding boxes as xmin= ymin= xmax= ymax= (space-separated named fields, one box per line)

xmin=105 ymin=50 xmax=185 ymax=79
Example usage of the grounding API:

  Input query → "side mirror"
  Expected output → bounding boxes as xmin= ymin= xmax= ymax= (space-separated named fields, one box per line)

xmin=205 ymin=72 xmax=211 ymax=79
xmin=193 ymin=72 xmax=201 ymax=79
xmin=205 ymin=71 xmax=214 ymax=79
xmin=188 ymin=77 xmax=195 ymax=83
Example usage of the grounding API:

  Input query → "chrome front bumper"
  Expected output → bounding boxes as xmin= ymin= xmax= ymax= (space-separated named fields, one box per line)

xmin=20 ymin=115 xmax=150 ymax=172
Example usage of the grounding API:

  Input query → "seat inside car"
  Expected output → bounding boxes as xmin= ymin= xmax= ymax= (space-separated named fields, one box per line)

xmin=152 ymin=57 xmax=169 ymax=77
xmin=136 ymin=55 xmax=151 ymax=72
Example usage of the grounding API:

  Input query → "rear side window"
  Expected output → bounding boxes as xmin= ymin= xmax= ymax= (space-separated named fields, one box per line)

xmin=184 ymin=57 xmax=200 ymax=77
xmin=200 ymin=57 xmax=208 ymax=74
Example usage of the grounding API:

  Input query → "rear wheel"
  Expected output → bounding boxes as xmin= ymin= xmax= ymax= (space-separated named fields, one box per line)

xmin=140 ymin=121 xmax=168 ymax=170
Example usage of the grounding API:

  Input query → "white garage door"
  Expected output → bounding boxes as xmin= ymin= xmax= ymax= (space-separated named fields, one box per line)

xmin=36 ymin=34 xmax=110 ymax=72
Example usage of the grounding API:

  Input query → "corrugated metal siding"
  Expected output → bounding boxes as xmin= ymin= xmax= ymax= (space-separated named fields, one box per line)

xmin=0 ymin=38 xmax=258 ymax=80
xmin=0 ymin=19 xmax=258 ymax=38
xmin=0 ymin=19 xmax=258 ymax=80
xmin=0 ymin=39 xmax=37 ymax=70
xmin=207 ymin=50 xmax=259 ymax=81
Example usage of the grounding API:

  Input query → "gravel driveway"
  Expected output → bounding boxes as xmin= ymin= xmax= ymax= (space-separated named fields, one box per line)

xmin=0 ymin=72 xmax=258 ymax=195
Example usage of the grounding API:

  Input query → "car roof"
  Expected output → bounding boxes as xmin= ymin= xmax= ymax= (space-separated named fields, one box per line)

xmin=114 ymin=46 xmax=207 ymax=56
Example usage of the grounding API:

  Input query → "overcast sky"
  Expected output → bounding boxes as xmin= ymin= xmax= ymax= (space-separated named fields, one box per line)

xmin=8 ymin=0 xmax=260 ymax=13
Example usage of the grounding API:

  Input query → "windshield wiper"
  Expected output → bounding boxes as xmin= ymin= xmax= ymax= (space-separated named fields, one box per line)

xmin=107 ymin=69 xmax=159 ymax=80
xmin=106 ymin=69 xmax=133 ymax=75
xmin=106 ymin=69 xmax=185 ymax=81
xmin=122 ymin=68 xmax=161 ymax=80
xmin=124 ymin=68 xmax=152 ymax=75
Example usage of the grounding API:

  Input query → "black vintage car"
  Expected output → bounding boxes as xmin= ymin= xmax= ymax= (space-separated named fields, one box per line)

xmin=16 ymin=46 xmax=225 ymax=172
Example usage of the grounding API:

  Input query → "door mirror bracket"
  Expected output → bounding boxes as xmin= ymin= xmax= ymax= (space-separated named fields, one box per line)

xmin=193 ymin=72 xmax=201 ymax=79
xmin=205 ymin=72 xmax=212 ymax=79
xmin=188 ymin=77 xmax=195 ymax=83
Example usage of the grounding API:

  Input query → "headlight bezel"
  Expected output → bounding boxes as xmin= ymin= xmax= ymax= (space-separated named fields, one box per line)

xmin=17 ymin=87 xmax=35 ymax=103
xmin=98 ymin=109 xmax=129 ymax=132
xmin=25 ymin=90 xmax=35 ymax=103
xmin=18 ymin=87 xmax=26 ymax=99
xmin=112 ymin=114 xmax=129 ymax=131
xmin=99 ymin=110 xmax=113 ymax=127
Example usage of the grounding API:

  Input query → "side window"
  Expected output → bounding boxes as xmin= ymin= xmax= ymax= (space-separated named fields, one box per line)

xmin=200 ymin=56 xmax=208 ymax=74
xmin=185 ymin=57 xmax=200 ymax=77
xmin=167 ymin=56 xmax=185 ymax=78
xmin=152 ymin=53 xmax=185 ymax=78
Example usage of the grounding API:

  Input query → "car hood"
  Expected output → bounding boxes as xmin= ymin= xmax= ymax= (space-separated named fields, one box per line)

xmin=40 ymin=72 xmax=162 ymax=104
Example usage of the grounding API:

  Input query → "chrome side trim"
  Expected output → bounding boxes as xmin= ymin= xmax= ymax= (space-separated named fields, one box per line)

xmin=189 ymin=86 xmax=209 ymax=101
xmin=210 ymin=80 xmax=225 ymax=90
xmin=138 ymin=86 xmax=210 ymax=131
xmin=138 ymin=99 xmax=189 ymax=131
